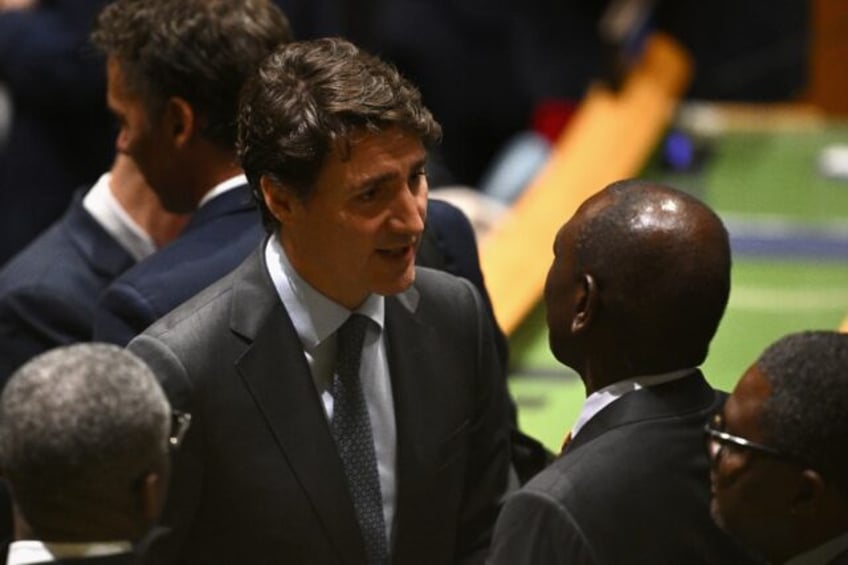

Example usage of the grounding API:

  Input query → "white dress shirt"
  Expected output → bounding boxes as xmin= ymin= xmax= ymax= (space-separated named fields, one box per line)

xmin=570 ymin=368 xmax=695 ymax=439
xmin=82 ymin=171 xmax=155 ymax=262
xmin=264 ymin=234 xmax=397 ymax=546
xmin=6 ymin=540 xmax=131 ymax=564
xmin=197 ymin=174 xmax=247 ymax=207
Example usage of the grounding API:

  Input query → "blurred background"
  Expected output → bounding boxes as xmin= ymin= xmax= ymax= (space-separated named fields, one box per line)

xmin=1 ymin=0 xmax=846 ymax=452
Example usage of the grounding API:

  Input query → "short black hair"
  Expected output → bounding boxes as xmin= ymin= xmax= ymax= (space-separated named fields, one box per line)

xmin=758 ymin=330 xmax=848 ymax=492
xmin=575 ymin=179 xmax=731 ymax=370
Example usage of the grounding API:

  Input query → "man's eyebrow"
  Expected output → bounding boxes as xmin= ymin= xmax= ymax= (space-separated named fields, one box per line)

xmin=351 ymin=158 xmax=428 ymax=192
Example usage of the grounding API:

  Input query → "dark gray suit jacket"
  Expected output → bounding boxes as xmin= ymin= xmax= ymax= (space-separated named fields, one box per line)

xmin=488 ymin=372 xmax=759 ymax=565
xmin=129 ymin=247 xmax=511 ymax=564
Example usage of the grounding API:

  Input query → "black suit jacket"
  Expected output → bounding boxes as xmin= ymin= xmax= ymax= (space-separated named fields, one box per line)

xmin=0 ymin=190 xmax=134 ymax=385
xmin=128 ymin=248 xmax=511 ymax=564
xmin=93 ymin=185 xmax=264 ymax=346
xmin=488 ymin=372 xmax=759 ymax=565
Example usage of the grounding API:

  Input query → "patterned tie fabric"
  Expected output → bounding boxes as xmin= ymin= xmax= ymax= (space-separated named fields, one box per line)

xmin=331 ymin=314 xmax=388 ymax=565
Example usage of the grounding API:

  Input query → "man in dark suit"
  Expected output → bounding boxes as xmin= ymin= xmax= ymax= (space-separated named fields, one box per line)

xmin=128 ymin=38 xmax=511 ymax=564
xmin=0 ymin=343 xmax=180 ymax=564
xmin=0 ymin=155 xmax=186 ymax=387
xmin=0 ymin=0 xmax=115 ymax=266
xmin=489 ymin=179 xmax=757 ymax=564
xmin=709 ymin=331 xmax=848 ymax=565
xmin=88 ymin=0 xmax=293 ymax=347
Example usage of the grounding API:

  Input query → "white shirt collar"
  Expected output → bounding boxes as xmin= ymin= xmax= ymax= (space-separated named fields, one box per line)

xmin=785 ymin=531 xmax=848 ymax=565
xmin=82 ymin=171 xmax=156 ymax=261
xmin=197 ymin=174 xmax=247 ymax=208
xmin=6 ymin=540 xmax=132 ymax=564
xmin=571 ymin=368 xmax=694 ymax=438
xmin=264 ymin=233 xmax=384 ymax=351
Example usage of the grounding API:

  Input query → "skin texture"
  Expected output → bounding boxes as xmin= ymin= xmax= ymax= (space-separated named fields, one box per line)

xmin=543 ymin=180 xmax=730 ymax=394
xmin=262 ymin=127 xmax=428 ymax=310
xmin=106 ymin=57 xmax=239 ymax=214
xmin=710 ymin=363 xmax=847 ymax=564
xmin=107 ymin=154 xmax=189 ymax=248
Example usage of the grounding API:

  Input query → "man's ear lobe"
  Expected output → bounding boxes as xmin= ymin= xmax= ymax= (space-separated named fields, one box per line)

xmin=163 ymin=97 xmax=195 ymax=148
xmin=138 ymin=471 xmax=165 ymax=525
xmin=571 ymin=273 xmax=598 ymax=333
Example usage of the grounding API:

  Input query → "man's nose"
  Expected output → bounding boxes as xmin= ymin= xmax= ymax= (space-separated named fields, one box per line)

xmin=389 ymin=187 xmax=426 ymax=235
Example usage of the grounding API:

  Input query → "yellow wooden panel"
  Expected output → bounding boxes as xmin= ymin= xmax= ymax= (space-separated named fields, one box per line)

xmin=480 ymin=33 xmax=692 ymax=335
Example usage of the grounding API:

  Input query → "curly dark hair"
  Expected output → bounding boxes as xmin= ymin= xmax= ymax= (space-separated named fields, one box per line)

xmin=91 ymin=0 xmax=292 ymax=150
xmin=237 ymin=37 xmax=442 ymax=231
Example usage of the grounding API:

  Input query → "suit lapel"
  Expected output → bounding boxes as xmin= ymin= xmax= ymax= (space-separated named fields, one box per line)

xmin=566 ymin=370 xmax=719 ymax=454
xmin=382 ymin=288 xmax=441 ymax=554
xmin=231 ymin=248 xmax=366 ymax=564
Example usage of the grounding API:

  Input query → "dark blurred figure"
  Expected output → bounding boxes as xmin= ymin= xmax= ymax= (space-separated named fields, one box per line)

xmin=274 ymin=0 xmax=809 ymax=187
xmin=0 ymin=343 xmax=176 ymax=564
xmin=0 ymin=0 xmax=115 ymax=266
xmin=89 ymin=0 xmax=293 ymax=347
xmin=489 ymin=179 xmax=757 ymax=564
xmin=709 ymin=331 xmax=848 ymax=565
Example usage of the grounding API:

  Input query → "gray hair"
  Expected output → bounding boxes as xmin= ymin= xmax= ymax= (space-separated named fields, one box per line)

xmin=0 ymin=343 xmax=170 ymax=528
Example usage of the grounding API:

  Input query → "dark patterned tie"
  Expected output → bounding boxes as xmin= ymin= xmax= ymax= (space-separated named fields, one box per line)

xmin=331 ymin=314 xmax=388 ymax=565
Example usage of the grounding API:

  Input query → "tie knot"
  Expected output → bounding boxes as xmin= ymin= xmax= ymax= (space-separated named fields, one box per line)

xmin=336 ymin=314 xmax=370 ymax=375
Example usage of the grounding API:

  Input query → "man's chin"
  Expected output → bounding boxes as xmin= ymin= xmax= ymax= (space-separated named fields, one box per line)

xmin=373 ymin=271 xmax=416 ymax=297
xmin=709 ymin=498 xmax=727 ymax=531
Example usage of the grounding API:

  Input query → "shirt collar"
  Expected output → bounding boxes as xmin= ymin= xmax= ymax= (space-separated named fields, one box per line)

xmin=785 ymin=531 xmax=848 ymax=565
xmin=197 ymin=174 xmax=248 ymax=208
xmin=571 ymin=368 xmax=694 ymax=438
xmin=6 ymin=540 xmax=132 ymax=564
xmin=264 ymin=233 xmax=384 ymax=351
xmin=82 ymin=171 xmax=156 ymax=261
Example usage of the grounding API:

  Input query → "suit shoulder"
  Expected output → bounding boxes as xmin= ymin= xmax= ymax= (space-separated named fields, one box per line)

xmin=141 ymin=268 xmax=237 ymax=343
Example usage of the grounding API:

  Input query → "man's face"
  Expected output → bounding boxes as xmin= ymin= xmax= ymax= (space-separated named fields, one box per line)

xmin=275 ymin=127 xmax=428 ymax=309
xmin=709 ymin=365 xmax=800 ymax=561
xmin=543 ymin=192 xmax=609 ymax=369
xmin=544 ymin=216 xmax=581 ymax=367
xmin=106 ymin=57 xmax=183 ymax=212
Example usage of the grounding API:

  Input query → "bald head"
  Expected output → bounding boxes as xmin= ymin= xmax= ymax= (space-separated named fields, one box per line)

xmin=545 ymin=179 xmax=731 ymax=381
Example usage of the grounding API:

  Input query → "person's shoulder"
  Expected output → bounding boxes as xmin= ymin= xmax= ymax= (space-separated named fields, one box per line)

xmin=106 ymin=214 xmax=261 ymax=305
xmin=140 ymin=264 xmax=240 ymax=343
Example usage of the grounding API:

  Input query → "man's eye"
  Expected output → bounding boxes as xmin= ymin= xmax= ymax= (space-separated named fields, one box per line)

xmin=357 ymin=187 xmax=378 ymax=202
xmin=409 ymin=171 xmax=427 ymax=189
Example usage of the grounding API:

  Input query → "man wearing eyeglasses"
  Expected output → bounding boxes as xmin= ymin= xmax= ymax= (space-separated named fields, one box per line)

xmin=0 ymin=343 xmax=189 ymax=564
xmin=489 ymin=179 xmax=757 ymax=564
xmin=708 ymin=330 xmax=848 ymax=565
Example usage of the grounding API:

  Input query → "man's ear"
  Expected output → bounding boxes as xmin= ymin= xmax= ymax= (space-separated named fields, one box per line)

xmin=162 ymin=96 xmax=195 ymax=149
xmin=138 ymin=470 xmax=166 ymax=525
xmin=571 ymin=273 xmax=598 ymax=334
xmin=260 ymin=175 xmax=299 ymax=225
xmin=793 ymin=469 xmax=827 ymax=514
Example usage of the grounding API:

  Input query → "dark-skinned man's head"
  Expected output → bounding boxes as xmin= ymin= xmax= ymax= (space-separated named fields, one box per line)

xmin=544 ymin=179 xmax=731 ymax=393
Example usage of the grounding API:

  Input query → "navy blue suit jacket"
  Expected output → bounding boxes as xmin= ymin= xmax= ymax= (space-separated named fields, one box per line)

xmin=0 ymin=190 xmax=134 ymax=386
xmin=93 ymin=185 xmax=264 ymax=347
xmin=0 ymin=189 xmax=134 ymax=555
